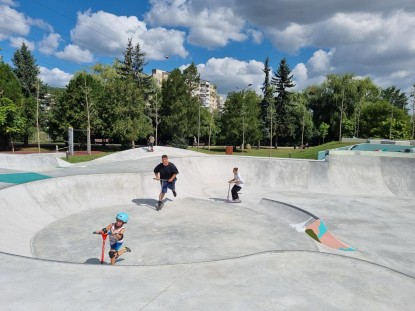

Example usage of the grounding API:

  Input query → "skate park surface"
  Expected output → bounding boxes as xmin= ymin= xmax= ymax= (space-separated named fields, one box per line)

xmin=0 ymin=147 xmax=414 ymax=310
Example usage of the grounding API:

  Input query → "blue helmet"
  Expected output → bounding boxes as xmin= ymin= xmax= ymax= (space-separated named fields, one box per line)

xmin=116 ymin=212 xmax=129 ymax=223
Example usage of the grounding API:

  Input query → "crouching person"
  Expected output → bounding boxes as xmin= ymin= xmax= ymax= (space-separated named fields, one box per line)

xmin=95 ymin=212 xmax=131 ymax=265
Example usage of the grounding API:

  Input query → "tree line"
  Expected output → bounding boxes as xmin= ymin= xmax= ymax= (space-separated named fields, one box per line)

xmin=0 ymin=41 xmax=414 ymax=151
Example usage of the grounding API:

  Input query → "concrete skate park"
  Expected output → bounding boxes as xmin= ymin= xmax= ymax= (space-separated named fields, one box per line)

xmin=0 ymin=146 xmax=414 ymax=310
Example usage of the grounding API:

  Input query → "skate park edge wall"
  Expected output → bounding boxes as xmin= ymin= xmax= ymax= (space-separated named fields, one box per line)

xmin=0 ymin=153 xmax=414 ymax=257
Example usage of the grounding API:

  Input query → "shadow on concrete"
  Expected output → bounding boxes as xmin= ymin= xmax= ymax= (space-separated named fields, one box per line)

xmin=84 ymin=258 xmax=107 ymax=265
xmin=209 ymin=197 xmax=228 ymax=202
xmin=132 ymin=198 xmax=173 ymax=211
xmin=132 ymin=198 xmax=158 ymax=210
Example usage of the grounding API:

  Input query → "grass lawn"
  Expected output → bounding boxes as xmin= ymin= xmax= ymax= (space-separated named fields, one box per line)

xmin=65 ymin=152 xmax=112 ymax=163
xmin=188 ymin=141 xmax=353 ymax=160
xmin=1 ymin=141 xmax=353 ymax=162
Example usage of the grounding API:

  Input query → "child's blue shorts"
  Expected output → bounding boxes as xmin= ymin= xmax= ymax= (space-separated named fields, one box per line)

xmin=110 ymin=242 xmax=123 ymax=251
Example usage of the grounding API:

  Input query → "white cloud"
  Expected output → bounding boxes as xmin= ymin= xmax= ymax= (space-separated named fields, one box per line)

xmin=0 ymin=0 xmax=17 ymax=7
xmin=247 ymin=29 xmax=263 ymax=44
xmin=253 ymin=8 xmax=415 ymax=92
xmin=141 ymin=27 xmax=188 ymax=59
xmin=9 ymin=36 xmax=35 ymax=50
xmin=0 ymin=4 xmax=30 ymax=40
xmin=38 ymin=33 xmax=61 ymax=55
xmin=306 ymin=49 xmax=334 ymax=75
xmin=55 ymin=44 xmax=94 ymax=63
xmin=266 ymin=23 xmax=310 ymax=53
xmin=69 ymin=10 xmax=188 ymax=60
xmin=145 ymin=1 xmax=247 ymax=48
xmin=195 ymin=57 xmax=264 ymax=95
xmin=39 ymin=66 xmax=73 ymax=87
xmin=292 ymin=62 xmax=326 ymax=91
xmin=292 ymin=63 xmax=308 ymax=82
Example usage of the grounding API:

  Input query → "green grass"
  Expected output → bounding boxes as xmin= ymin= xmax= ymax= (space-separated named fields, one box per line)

xmin=65 ymin=153 xmax=113 ymax=163
xmin=189 ymin=141 xmax=353 ymax=160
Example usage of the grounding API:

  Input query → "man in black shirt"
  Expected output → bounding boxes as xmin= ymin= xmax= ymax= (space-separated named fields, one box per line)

xmin=153 ymin=154 xmax=179 ymax=210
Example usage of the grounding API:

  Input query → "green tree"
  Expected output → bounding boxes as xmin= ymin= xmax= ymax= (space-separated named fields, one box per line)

xmin=48 ymin=72 xmax=104 ymax=145
xmin=290 ymin=92 xmax=314 ymax=146
xmin=271 ymin=57 xmax=295 ymax=146
xmin=381 ymin=86 xmax=408 ymax=110
xmin=105 ymin=76 xmax=152 ymax=147
xmin=0 ymin=98 xmax=24 ymax=151
xmin=308 ymin=74 xmax=356 ymax=142
xmin=0 ymin=62 xmax=23 ymax=104
xmin=326 ymin=73 xmax=356 ymax=141
xmin=353 ymin=77 xmax=380 ymax=137
xmin=243 ymin=90 xmax=262 ymax=146
xmin=220 ymin=91 xmax=243 ymax=147
xmin=160 ymin=65 xmax=201 ymax=143
xmin=319 ymin=122 xmax=329 ymax=144
xmin=219 ymin=89 xmax=261 ymax=148
xmin=12 ymin=42 xmax=39 ymax=98
xmin=116 ymin=38 xmax=152 ymax=88
xmin=12 ymin=42 xmax=46 ymax=146
xmin=360 ymin=100 xmax=411 ymax=139
xmin=261 ymin=57 xmax=274 ymax=145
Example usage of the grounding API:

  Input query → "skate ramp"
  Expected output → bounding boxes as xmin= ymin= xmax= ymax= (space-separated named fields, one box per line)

xmin=91 ymin=145 xmax=205 ymax=163
xmin=0 ymin=153 xmax=71 ymax=171
xmin=0 ymin=150 xmax=414 ymax=310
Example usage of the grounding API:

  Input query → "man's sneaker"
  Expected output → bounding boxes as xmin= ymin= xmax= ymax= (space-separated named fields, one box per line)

xmin=124 ymin=246 xmax=131 ymax=253
xmin=156 ymin=201 xmax=162 ymax=211
xmin=173 ymin=190 xmax=177 ymax=197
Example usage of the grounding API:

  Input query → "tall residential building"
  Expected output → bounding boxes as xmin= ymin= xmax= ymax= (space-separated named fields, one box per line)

xmin=151 ymin=69 xmax=170 ymax=87
xmin=198 ymin=80 xmax=219 ymax=111
xmin=151 ymin=69 xmax=220 ymax=111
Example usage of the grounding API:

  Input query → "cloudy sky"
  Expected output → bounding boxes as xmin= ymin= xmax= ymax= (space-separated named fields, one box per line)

xmin=1 ymin=0 xmax=415 ymax=97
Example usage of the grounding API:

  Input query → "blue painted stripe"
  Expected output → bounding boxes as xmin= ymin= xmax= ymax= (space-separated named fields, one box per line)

xmin=0 ymin=172 xmax=51 ymax=184
xmin=339 ymin=247 xmax=356 ymax=251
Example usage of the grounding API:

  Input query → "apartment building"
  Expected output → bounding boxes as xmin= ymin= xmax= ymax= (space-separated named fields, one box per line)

xmin=151 ymin=69 xmax=170 ymax=86
xmin=151 ymin=69 xmax=220 ymax=111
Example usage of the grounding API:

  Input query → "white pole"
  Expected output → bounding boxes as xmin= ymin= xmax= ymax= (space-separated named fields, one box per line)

xmin=36 ymin=79 xmax=40 ymax=153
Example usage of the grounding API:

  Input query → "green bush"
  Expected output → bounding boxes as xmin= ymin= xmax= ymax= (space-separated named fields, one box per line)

xmin=168 ymin=136 xmax=189 ymax=149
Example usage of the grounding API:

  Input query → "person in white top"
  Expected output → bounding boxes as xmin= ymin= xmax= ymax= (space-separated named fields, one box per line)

xmin=228 ymin=167 xmax=244 ymax=202
xmin=94 ymin=212 xmax=131 ymax=265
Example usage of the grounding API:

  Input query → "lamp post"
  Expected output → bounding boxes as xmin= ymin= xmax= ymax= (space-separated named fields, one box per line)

xmin=237 ymin=83 xmax=252 ymax=153
xmin=155 ymin=92 xmax=159 ymax=146
xmin=389 ymin=105 xmax=394 ymax=140
xmin=411 ymin=85 xmax=415 ymax=140
xmin=197 ymin=98 xmax=201 ymax=152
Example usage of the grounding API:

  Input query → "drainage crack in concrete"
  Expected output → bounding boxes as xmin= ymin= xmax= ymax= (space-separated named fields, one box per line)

xmin=139 ymin=264 xmax=195 ymax=310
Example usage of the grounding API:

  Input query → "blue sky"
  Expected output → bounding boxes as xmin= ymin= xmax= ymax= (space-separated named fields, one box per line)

xmin=1 ymin=0 xmax=415 ymax=97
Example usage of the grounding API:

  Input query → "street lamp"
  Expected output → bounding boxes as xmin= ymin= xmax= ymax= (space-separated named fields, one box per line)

xmin=237 ymin=83 xmax=252 ymax=153
xmin=410 ymin=85 xmax=415 ymax=139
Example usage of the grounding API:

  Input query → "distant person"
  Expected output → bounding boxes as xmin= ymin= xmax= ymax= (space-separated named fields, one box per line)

xmin=228 ymin=167 xmax=244 ymax=203
xmin=148 ymin=134 xmax=155 ymax=152
xmin=94 ymin=212 xmax=131 ymax=265
xmin=153 ymin=154 xmax=179 ymax=210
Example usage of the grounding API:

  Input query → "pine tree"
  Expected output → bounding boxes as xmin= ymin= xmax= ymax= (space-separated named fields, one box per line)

xmin=117 ymin=38 xmax=152 ymax=88
xmin=12 ymin=43 xmax=43 ymax=146
xmin=12 ymin=42 xmax=40 ymax=98
xmin=271 ymin=57 xmax=295 ymax=146
xmin=260 ymin=57 xmax=274 ymax=145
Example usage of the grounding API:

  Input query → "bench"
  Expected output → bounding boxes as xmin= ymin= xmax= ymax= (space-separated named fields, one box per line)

xmin=94 ymin=138 xmax=110 ymax=145
xmin=193 ymin=143 xmax=206 ymax=147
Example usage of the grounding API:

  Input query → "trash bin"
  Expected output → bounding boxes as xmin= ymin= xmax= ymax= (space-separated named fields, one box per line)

xmin=225 ymin=146 xmax=233 ymax=155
